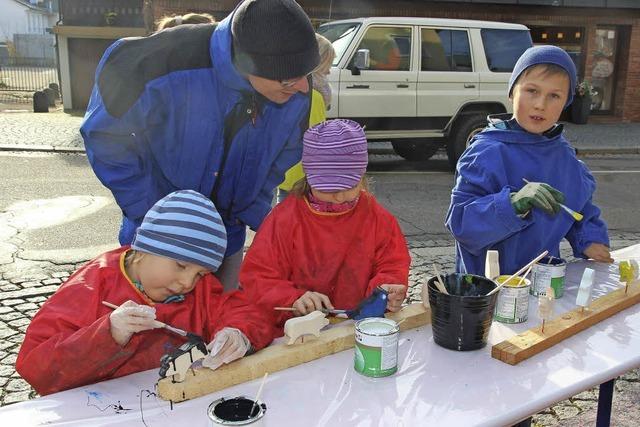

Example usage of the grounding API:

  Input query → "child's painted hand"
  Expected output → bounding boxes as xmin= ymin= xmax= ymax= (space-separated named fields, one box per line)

xmin=109 ymin=300 xmax=158 ymax=346
xmin=584 ymin=243 xmax=614 ymax=263
xmin=511 ymin=182 xmax=564 ymax=215
xmin=380 ymin=284 xmax=407 ymax=312
xmin=292 ymin=291 xmax=334 ymax=316
xmin=202 ymin=327 xmax=250 ymax=371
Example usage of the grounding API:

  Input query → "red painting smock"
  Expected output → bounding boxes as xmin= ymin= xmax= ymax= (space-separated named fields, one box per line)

xmin=239 ymin=192 xmax=411 ymax=330
xmin=16 ymin=247 xmax=275 ymax=396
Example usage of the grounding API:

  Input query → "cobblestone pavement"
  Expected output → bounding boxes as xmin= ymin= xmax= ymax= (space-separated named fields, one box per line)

xmin=0 ymin=111 xmax=84 ymax=150
xmin=2 ymin=230 xmax=639 ymax=426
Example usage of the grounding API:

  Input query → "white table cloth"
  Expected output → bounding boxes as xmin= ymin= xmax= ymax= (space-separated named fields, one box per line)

xmin=1 ymin=244 xmax=639 ymax=426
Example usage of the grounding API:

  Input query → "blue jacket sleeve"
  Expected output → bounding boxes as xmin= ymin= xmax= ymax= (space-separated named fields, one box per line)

xmin=565 ymin=198 xmax=610 ymax=258
xmin=80 ymin=84 xmax=164 ymax=225
xmin=445 ymin=158 xmax=532 ymax=256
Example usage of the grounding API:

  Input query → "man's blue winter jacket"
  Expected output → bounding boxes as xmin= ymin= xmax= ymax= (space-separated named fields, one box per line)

xmin=445 ymin=116 xmax=609 ymax=276
xmin=80 ymin=15 xmax=310 ymax=256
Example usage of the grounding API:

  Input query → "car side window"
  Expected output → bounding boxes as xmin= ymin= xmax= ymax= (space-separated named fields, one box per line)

xmin=350 ymin=26 xmax=412 ymax=71
xmin=421 ymin=29 xmax=472 ymax=72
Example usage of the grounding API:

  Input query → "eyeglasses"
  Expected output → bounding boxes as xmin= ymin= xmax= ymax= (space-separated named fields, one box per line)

xmin=279 ymin=72 xmax=312 ymax=88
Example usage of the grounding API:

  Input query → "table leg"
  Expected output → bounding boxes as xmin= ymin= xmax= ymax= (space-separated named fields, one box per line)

xmin=596 ymin=378 xmax=615 ymax=427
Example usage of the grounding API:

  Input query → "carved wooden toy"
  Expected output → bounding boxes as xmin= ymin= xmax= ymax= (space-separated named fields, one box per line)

xmin=159 ymin=334 xmax=208 ymax=382
xmin=619 ymin=260 xmax=639 ymax=294
xmin=485 ymin=250 xmax=500 ymax=280
xmin=576 ymin=268 xmax=595 ymax=311
xmin=538 ymin=287 xmax=555 ymax=333
xmin=284 ymin=311 xmax=329 ymax=345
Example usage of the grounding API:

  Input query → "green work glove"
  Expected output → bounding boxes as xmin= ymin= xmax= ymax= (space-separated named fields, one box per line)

xmin=510 ymin=182 xmax=565 ymax=215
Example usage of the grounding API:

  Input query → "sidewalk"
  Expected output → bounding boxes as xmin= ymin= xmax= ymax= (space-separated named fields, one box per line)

xmin=1 ymin=110 xmax=640 ymax=154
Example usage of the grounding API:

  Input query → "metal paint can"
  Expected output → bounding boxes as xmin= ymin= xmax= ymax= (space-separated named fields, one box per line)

xmin=493 ymin=275 xmax=531 ymax=324
xmin=531 ymin=256 xmax=567 ymax=298
xmin=354 ymin=318 xmax=399 ymax=377
xmin=207 ymin=396 xmax=266 ymax=426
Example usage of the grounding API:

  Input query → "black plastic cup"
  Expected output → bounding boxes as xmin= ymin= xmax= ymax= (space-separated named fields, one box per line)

xmin=427 ymin=273 xmax=499 ymax=351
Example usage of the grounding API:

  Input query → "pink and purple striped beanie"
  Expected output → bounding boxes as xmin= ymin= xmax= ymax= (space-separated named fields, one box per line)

xmin=302 ymin=119 xmax=368 ymax=191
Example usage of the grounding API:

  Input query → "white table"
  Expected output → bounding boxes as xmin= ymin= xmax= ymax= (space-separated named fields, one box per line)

xmin=1 ymin=244 xmax=639 ymax=426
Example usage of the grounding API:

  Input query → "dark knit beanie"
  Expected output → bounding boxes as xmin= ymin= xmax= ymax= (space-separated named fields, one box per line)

xmin=231 ymin=0 xmax=320 ymax=80
xmin=508 ymin=45 xmax=577 ymax=108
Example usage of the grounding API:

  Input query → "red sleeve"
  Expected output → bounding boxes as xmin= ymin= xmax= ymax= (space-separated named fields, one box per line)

xmin=193 ymin=275 xmax=276 ymax=351
xmin=239 ymin=203 xmax=305 ymax=326
xmin=367 ymin=205 xmax=411 ymax=294
xmin=16 ymin=266 xmax=143 ymax=396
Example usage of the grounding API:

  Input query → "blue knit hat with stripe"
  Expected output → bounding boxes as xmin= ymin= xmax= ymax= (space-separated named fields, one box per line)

xmin=131 ymin=190 xmax=227 ymax=272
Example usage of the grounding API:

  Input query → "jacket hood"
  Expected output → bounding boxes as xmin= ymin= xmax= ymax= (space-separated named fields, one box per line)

xmin=211 ymin=14 xmax=253 ymax=92
xmin=479 ymin=113 xmax=564 ymax=145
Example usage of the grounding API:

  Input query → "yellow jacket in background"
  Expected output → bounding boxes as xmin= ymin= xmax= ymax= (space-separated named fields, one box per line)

xmin=278 ymin=89 xmax=326 ymax=191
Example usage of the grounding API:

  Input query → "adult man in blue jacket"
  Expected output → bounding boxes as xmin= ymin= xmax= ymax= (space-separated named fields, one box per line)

xmin=81 ymin=0 xmax=319 ymax=289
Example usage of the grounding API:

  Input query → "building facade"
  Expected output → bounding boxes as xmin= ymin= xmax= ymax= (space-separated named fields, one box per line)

xmin=54 ymin=0 xmax=640 ymax=122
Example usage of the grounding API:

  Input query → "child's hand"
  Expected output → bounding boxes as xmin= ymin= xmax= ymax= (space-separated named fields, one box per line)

xmin=584 ymin=243 xmax=614 ymax=263
xmin=292 ymin=291 xmax=334 ymax=316
xmin=511 ymin=182 xmax=564 ymax=215
xmin=380 ymin=284 xmax=407 ymax=312
xmin=109 ymin=300 xmax=158 ymax=346
xmin=202 ymin=328 xmax=250 ymax=371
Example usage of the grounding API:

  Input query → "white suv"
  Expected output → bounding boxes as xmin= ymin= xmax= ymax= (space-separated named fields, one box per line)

xmin=318 ymin=17 xmax=533 ymax=169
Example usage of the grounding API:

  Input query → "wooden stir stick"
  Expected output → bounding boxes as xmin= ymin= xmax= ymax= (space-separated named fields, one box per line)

xmin=486 ymin=250 xmax=548 ymax=296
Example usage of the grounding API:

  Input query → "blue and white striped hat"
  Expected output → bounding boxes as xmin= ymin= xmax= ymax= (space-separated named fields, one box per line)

xmin=131 ymin=190 xmax=227 ymax=272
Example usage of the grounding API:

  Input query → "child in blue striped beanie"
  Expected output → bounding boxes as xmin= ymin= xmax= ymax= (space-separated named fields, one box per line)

xmin=17 ymin=190 xmax=275 ymax=396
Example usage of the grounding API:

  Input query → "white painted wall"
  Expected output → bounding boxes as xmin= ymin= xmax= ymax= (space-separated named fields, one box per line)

xmin=0 ymin=0 xmax=56 ymax=43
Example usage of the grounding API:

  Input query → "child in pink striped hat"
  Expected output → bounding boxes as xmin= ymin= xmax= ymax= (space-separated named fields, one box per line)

xmin=240 ymin=119 xmax=411 ymax=331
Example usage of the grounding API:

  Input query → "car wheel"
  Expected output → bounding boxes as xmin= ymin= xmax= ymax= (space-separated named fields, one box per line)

xmin=391 ymin=139 xmax=442 ymax=161
xmin=446 ymin=114 xmax=489 ymax=170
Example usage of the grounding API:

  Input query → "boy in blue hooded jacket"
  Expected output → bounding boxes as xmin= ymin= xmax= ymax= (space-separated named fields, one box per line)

xmin=446 ymin=45 xmax=613 ymax=275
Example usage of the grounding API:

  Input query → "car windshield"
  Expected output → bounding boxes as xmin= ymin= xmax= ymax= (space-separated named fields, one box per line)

xmin=318 ymin=22 xmax=361 ymax=66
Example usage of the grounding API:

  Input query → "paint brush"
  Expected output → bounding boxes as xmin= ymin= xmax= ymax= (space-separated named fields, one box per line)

xmin=249 ymin=372 xmax=268 ymax=417
xmin=101 ymin=301 xmax=188 ymax=337
xmin=487 ymin=250 xmax=549 ymax=296
xmin=522 ymin=178 xmax=583 ymax=221
xmin=518 ymin=265 xmax=533 ymax=286
xmin=433 ymin=265 xmax=449 ymax=295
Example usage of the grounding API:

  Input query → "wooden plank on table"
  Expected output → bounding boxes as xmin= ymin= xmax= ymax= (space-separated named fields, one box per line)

xmin=492 ymin=280 xmax=640 ymax=365
xmin=157 ymin=302 xmax=430 ymax=402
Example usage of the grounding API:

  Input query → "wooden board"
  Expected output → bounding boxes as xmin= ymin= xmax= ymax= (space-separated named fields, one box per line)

xmin=492 ymin=280 xmax=640 ymax=365
xmin=157 ymin=303 xmax=430 ymax=402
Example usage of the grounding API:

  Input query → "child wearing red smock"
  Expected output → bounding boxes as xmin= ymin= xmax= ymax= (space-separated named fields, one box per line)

xmin=17 ymin=190 xmax=274 ymax=396
xmin=240 ymin=119 xmax=411 ymax=331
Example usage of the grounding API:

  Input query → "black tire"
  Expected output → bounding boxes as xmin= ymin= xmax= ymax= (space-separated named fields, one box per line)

xmin=446 ymin=114 xmax=488 ymax=170
xmin=391 ymin=138 xmax=442 ymax=161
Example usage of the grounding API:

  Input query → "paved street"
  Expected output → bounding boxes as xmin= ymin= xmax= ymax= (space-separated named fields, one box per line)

xmin=0 ymin=113 xmax=640 ymax=425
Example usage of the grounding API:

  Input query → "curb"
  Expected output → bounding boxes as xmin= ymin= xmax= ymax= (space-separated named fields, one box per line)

xmin=574 ymin=147 xmax=640 ymax=155
xmin=0 ymin=145 xmax=85 ymax=153
xmin=0 ymin=145 xmax=639 ymax=156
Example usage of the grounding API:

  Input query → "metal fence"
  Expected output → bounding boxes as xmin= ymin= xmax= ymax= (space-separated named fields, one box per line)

xmin=0 ymin=57 xmax=59 ymax=104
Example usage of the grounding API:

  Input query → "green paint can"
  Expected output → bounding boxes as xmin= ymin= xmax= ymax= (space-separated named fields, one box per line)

xmin=531 ymin=256 xmax=567 ymax=298
xmin=354 ymin=318 xmax=399 ymax=377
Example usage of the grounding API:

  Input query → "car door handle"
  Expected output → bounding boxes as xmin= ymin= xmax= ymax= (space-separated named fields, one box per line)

xmin=464 ymin=83 xmax=476 ymax=88
xmin=397 ymin=84 xmax=409 ymax=88
xmin=346 ymin=84 xmax=370 ymax=89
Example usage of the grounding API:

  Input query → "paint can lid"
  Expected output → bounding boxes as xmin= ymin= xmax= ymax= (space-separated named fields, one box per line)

xmin=355 ymin=317 xmax=399 ymax=335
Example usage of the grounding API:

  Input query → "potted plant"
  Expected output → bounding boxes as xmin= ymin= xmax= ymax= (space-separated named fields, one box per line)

xmin=571 ymin=80 xmax=594 ymax=124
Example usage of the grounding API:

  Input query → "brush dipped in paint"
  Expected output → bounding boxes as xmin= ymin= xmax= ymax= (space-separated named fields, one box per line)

xmin=522 ymin=178 xmax=583 ymax=221
xmin=249 ymin=372 xmax=268 ymax=418
xmin=101 ymin=301 xmax=189 ymax=337
xmin=433 ymin=265 xmax=449 ymax=295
